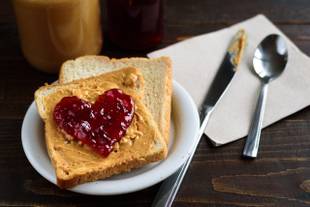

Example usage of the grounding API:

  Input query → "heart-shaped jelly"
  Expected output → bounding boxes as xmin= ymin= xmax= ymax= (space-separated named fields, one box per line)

xmin=53 ymin=89 xmax=135 ymax=157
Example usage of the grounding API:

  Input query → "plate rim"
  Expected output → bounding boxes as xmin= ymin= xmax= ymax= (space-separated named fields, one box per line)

xmin=21 ymin=80 xmax=199 ymax=195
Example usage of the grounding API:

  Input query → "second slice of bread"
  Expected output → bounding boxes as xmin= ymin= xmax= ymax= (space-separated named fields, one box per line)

xmin=35 ymin=67 xmax=167 ymax=188
xmin=59 ymin=56 xmax=172 ymax=145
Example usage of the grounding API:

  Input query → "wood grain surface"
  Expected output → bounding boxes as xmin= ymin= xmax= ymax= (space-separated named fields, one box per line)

xmin=1 ymin=0 xmax=310 ymax=206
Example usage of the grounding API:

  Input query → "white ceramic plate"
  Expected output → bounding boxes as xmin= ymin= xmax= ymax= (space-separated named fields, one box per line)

xmin=21 ymin=81 xmax=199 ymax=195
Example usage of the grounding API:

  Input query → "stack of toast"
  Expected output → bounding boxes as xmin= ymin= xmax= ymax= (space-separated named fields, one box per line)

xmin=34 ymin=56 xmax=172 ymax=188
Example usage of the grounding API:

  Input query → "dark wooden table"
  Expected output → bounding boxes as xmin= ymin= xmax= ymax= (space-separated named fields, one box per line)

xmin=1 ymin=0 xmax=310 ymax=206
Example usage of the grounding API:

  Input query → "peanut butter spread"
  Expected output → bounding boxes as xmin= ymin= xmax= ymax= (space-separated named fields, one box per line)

xmin=40 ymin=69 xmax=162 ymax=178
xmin=227 ymin=29 xmax=247 ymax=69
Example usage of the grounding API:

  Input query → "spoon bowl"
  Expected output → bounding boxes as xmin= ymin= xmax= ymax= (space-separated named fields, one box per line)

xmin=253 ymin=34 xmax=288 ymax=82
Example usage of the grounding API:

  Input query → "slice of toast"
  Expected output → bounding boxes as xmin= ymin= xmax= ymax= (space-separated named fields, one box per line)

xmin=35 ymin=67 xmax=167 ymax=188
xmin=58 ymin=56 xmax=172 ymax=145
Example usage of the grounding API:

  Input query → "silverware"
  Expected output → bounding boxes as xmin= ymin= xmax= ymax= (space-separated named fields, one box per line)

xmin=243 ymin=34 xmax=288 ymax=158
xmin=152 ymin=29 xmax=247 ymax=207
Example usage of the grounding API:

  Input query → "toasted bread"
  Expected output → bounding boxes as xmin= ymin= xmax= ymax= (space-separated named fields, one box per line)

xmin=59 ymin=56 xmax=172 ymax=145
xmin=35 ymin=67 xmax=167 ymax=188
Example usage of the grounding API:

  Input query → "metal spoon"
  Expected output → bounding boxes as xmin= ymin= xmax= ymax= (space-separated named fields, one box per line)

xmin=243 ymin=34 xmax=288 ymax=158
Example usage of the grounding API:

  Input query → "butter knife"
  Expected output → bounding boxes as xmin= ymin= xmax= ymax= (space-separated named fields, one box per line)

xmin=152 ymin=29 xmax=247 ymax=207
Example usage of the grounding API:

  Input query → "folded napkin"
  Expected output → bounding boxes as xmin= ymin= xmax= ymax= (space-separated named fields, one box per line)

xmin=148 ymin=14 xmax=310 ymax=146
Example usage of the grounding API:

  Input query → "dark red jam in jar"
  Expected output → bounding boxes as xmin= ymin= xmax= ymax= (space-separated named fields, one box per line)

xmin=53 ymin=89 xmax=135 ymax=157
xmin=106 ymin=0 xmax=163 ymax=50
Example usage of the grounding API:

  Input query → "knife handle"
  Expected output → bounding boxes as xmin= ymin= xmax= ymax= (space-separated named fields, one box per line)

xmin=152 ymin=107 xmax=213 ymax=207
xmin=151 ymin=156 xmax=190 ymax=207
xmin=243 ymin=82 xmax=268 ymax=158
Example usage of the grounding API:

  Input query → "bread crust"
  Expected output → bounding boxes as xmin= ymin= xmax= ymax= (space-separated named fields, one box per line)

xmin=57 ymin=146 xmax=167 ymax=188
xmin=159 ymin=57 xmax=173 ymax=145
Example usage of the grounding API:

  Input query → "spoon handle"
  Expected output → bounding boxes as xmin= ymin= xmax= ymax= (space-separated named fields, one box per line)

xmin=243 ymin=82 xmax=268 ymax=158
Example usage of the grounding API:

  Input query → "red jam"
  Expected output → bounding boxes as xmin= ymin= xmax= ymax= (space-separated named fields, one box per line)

xmin=53 ymin=89 xmax=135 ymax=157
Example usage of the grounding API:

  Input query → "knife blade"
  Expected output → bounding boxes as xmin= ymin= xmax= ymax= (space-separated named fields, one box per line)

xmin=152 ymin=29 xmax=247 ymax=207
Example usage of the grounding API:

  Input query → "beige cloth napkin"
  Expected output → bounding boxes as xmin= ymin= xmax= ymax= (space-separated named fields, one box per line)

xmin=148 ymin=14 xmax=310 ymax=146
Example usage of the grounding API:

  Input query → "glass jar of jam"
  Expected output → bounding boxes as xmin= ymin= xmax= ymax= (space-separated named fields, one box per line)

xmin=106 ymin=0 xmax=163 ymax=50
xmin=13 ymin=0 xmax=103 ymax=73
